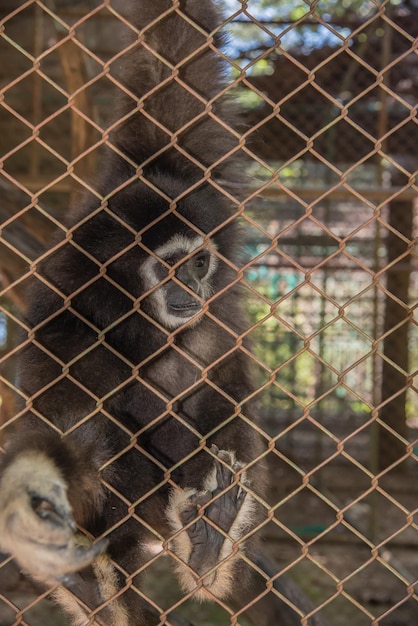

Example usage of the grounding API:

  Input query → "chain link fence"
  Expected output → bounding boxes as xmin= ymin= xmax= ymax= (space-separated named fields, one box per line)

xmin=0 ymin=1 xmax=417 ymax=625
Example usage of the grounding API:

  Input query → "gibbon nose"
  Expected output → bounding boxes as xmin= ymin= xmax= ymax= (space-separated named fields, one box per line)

xmin=176 ymin=263 xmax=200 ymax=294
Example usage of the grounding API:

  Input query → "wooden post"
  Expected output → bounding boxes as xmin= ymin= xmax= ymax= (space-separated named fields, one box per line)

xmin=57 ymin=38 xmax=96 ymax=200
xmin=378 ymin=197 xmax=413 ymax=469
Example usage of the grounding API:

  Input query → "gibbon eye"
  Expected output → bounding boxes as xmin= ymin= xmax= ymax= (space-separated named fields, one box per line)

xmin=195 ymin=251 xmax=210 ymax=267
xmin=193 ymin=250 xmax=210 ymax=277
xmin=165 ymin=257 xmax=175 ymax=266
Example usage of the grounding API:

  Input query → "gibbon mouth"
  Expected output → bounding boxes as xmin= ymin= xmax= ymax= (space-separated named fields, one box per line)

xmin=169 ymin=302 xmax=202 ymax=316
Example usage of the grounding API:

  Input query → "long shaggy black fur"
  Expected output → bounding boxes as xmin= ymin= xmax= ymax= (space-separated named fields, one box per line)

xmin=0 ymin=3 xmax=330 ymax=625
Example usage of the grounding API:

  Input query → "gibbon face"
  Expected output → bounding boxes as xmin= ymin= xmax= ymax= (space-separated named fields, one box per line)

xmin=140 ymin=234 xmax=218 ymax=329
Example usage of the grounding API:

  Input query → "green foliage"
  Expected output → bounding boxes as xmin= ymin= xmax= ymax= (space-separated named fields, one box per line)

xmin=246 ymin=271 xmax=374 ymax=421
xmin=254 ymin=0 xmax=393 ymax=19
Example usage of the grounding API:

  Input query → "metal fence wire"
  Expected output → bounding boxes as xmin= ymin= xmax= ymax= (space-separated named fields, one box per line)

xmin=0 ymin=1 xmax=417 ymax=625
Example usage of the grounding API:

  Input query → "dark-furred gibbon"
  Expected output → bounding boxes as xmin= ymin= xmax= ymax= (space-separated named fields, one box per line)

xmin=0 ymin=2 xmax=328 ymax=625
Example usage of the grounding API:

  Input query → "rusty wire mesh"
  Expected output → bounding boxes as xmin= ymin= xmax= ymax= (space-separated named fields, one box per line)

xmin=0 ymin=1 xmax=417 ymax=625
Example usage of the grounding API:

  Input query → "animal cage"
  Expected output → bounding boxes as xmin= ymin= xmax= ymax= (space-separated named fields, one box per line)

xmin=0 ymin=1 xmax=417 ymax=625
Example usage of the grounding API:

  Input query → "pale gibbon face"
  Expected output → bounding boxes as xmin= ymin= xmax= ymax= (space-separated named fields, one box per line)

xmin=140 ymin=234 xmax=218 ymax=329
